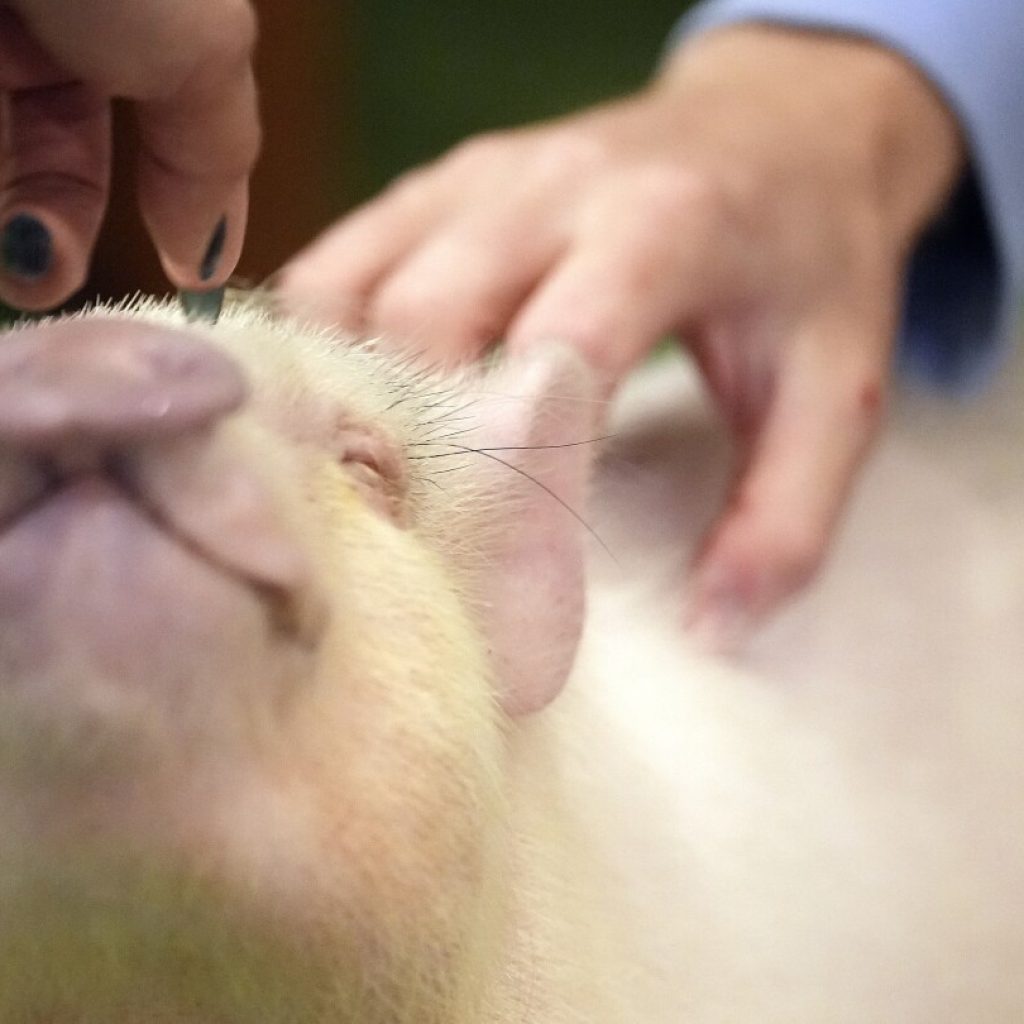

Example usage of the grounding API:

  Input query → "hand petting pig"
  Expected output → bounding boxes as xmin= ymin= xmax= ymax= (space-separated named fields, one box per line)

xmin=278 ymin=26 xmax=965 ymax=645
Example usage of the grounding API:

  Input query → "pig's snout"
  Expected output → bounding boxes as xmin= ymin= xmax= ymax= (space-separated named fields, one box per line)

xmin=0 ymin=318 xmax=246 ymax=452
xmin=0 ymin=318 xmax=324 ymax=650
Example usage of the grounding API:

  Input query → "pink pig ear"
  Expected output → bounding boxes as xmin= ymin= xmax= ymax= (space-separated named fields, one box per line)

xmin=467 ymin=343 xmax=600 ymax=717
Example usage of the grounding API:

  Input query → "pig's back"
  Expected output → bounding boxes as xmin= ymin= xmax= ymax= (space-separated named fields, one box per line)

xmin=551 ymin=344 xmax=1024 ymax=1022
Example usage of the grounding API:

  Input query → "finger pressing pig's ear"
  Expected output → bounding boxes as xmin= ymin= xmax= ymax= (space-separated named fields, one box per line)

xmin=467 ymin=342 xmax=600 ymax=716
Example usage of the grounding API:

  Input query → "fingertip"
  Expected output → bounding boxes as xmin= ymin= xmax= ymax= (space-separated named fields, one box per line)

xmin=270 ymin=201 xmax=437 ymax=335
xmin=509 ymin=291 xmax=630 ymax=385
xmin=684 ymin=541 xmax=761 ymax=652
xmin=147 ymin=185 xmax=247 ymax=291
xmin=684 ymin=584 xmax=755 ymax=654
xmin=685 ymin=509 xmax=828 ymax=648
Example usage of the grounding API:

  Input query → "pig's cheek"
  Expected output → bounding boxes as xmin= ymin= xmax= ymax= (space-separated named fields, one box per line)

xmin=281 ymin=511 xmax=507 ymax=846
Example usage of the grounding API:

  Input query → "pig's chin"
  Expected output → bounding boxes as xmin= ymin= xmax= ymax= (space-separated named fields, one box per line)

xmin=0 ymin=466 xmax=323 ymax=777
xmin=0 ymin=456 xmax=323 ymax=647
xmin=0 ymin=471 xmax=510 ymax=1024
xmin=0 ymin=472 xmax=296 ymax=634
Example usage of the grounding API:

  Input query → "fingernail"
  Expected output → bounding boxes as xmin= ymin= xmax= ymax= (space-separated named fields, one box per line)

xmin=2 ymin=214 xmax=52 ymax=280
xmin=199 ymin=215 xmax=227 ymax=282
xmin=179 ymin=286 xmax=225 ymax=324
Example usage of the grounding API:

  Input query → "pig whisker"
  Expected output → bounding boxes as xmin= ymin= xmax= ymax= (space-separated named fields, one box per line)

xmin=417 ymin=390 xmax=466 ymax=406
xmin=415 ymin=423 xmax=477 ymax=444
xmin=419 ymin=475 xmax=449 ymax=494
xmin=408 ymin=436 xmax=616 ymax=458
xmin=417 ymin=406 xmax=480 ymax=429
xmin=466 ymin=389 xmax=609 ymax=407
xmin=418 ymin=399 xmax=482 ymax=423
xmin=385 ymin=390 xmax=439 ymax=414
xmin=409 ymin=440 xmax=618 ymax=563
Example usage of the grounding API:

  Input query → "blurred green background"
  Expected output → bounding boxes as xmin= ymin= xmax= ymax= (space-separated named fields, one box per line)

xmin=342 ymin=2 xmax=695 ymax=203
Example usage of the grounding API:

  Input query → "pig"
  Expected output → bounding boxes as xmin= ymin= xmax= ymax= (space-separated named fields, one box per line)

xmin=1 ymin=292 xmax=1022 ymax=1024
xmin=0 ymin=292 xmax=599 ymax=1024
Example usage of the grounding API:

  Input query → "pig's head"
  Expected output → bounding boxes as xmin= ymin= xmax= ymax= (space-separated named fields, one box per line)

xmin=0 ymin=295 xmax=597 ymax=1023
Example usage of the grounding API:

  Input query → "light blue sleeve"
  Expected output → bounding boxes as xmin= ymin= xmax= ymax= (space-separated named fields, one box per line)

xmin=673 ymin=0 xmax=1024 ymax=392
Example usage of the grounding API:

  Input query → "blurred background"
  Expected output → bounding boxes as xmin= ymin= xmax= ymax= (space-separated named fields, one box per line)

xmin=86 ymin=0 xmax=696 ymax=303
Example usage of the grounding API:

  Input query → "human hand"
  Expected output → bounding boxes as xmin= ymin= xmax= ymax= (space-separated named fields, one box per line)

xmin=277 ymin=26 xmax=962 ymax=644
xmin=0 ymin=0 xmax=260 ymax=310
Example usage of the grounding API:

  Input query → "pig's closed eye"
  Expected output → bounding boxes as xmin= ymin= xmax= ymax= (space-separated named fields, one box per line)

xmin=337 ymin=430 xmax=407 ymax=522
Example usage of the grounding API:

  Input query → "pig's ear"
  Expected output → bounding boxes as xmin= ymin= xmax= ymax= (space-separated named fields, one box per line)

xmin=468 ymin=343 xmax=600 ymax=717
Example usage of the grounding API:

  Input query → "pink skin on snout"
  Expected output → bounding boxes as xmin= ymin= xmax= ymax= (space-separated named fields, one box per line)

xmin=0 ymin=320 xmax=326 ymax=712
xmin=0 ymin=320 xmax=247 ymax=448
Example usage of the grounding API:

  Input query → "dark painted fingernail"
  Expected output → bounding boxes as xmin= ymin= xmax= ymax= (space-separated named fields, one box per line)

xmin=199 ymin=215 xmax=227 ymax=281
xmin=179 ymin=286 xmax=225 ymax=324
xmin=2 ymin=214 xmax=52 ymax=280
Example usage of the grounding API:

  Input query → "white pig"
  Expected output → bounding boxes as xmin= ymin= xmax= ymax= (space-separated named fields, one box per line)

xmin=0 ymin=294 xmax=1020 ymax=1023
xmin=0 ymin=292 xmax=604 ymax=1024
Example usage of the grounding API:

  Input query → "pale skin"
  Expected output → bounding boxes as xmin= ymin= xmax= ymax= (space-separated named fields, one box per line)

xmin=278 ymin=26 xmax=965 ymax=644
xmin=0 ymin=0 xmax=260 ymax=309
